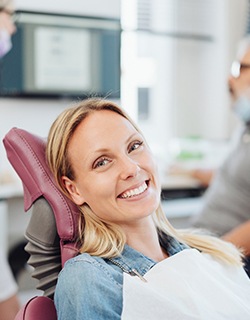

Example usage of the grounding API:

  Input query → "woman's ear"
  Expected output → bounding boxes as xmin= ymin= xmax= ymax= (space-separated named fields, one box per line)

xmin=62 ymin=176 xmax=85 ymax=205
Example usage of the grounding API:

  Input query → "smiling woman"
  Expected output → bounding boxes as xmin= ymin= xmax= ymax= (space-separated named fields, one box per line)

xmin=46 ymin=97 xmax=250 ymax=320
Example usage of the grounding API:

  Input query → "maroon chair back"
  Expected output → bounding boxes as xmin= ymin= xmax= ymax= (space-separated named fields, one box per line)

xmin=3 ymin=127 xmax=80 ymax=265
xmin=3 ymin=127 xmax=81 ymax=319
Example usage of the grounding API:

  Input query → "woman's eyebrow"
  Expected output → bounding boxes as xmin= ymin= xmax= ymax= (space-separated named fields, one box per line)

xmin=86 ymin=132 xmax=140 ymax=160
xmin=91 ymin=148 xmax=110 ymax=155
xmin=125 ymin=132 xmax=140 ymax=144
xmin=91 ymin=133 xmax=140 ymax=155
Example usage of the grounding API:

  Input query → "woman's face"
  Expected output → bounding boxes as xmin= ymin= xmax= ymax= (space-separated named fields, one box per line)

xmin=63 ymin=110 xmax=161 ymax=227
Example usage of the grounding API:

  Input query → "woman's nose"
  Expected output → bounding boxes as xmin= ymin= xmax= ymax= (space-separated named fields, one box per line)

xmin=119 ymin=156 xmax=140 ymax=180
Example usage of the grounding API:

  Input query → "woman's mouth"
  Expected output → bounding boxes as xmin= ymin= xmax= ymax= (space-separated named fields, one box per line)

xmin=118 ymin=181 xmax=149 ymax=199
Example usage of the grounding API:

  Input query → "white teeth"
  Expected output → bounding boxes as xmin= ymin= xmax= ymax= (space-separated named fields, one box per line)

xmin=120 ymin=182 xmax=148 ymax=199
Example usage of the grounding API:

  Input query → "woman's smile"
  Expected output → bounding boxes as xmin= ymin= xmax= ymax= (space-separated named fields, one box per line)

xmin=118 ymin=180 xmax=149 ymax=199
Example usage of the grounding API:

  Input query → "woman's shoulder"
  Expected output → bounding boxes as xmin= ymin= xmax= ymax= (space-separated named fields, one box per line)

xmin=55 ymin=253 xmax=123 ymax=319
xmin=66 ymin=252 xmax=101 ymax=264
xmin=62 ymin=252 xmax=107 ymax=274
xmin=58 ymin=252 xmax=122 ymax=287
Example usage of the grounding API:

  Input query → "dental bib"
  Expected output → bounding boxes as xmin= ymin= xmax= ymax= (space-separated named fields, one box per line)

xmin=121 ymin=249 xmax=250 ymax=319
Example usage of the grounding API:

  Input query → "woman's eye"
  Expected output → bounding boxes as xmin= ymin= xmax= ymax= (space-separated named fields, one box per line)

xmin=129 ymin=141 xmax=143 ymax=153
xmin=93 ymin=158 xmax=110 ymax=169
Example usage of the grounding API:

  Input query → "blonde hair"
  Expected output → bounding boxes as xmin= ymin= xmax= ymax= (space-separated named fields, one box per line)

xmin=46 ymin=98 xmax=243 ymax=266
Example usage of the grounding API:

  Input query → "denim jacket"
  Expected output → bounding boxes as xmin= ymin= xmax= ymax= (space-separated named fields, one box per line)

xmin=54 ymin=235 xmax=187 ymax=320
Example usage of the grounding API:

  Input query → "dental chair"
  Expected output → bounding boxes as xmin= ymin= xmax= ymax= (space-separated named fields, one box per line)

xmin=3 ymin=127 xmax=81 ymax=319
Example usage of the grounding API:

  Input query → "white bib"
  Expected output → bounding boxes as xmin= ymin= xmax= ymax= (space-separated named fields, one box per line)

xmin=122 ymin=249 xmax=250 ymax=319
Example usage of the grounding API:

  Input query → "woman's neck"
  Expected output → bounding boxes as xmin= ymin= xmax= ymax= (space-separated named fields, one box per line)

xmin=122 ymin=218 xmax=169 ymax=262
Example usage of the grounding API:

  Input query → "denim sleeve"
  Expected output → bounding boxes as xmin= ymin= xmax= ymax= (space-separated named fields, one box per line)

xmin=54 ymin=258 xmax=123 ymax=320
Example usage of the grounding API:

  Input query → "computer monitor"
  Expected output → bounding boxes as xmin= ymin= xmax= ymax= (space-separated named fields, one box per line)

xmin=0 ymin=11 xmax=121 ymax=99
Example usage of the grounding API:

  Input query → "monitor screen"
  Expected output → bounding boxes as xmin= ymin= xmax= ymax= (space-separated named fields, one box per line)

xmin=0 ymin=11 xmax=121 ymax=99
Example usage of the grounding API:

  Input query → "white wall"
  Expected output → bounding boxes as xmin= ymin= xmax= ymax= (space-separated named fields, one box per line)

xmin=0 ymin=1 xmax=121 ymax=182
xmin=171 ymin=0 xmax=248 ymax=140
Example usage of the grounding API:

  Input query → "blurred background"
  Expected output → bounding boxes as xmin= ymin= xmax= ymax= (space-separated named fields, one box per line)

xmin=0 ymin=0 xmax=249 ymax=304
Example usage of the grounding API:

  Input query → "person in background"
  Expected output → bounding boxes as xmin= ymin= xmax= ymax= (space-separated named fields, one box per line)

xmin=0 ymin=249 xmax=19 ymax=320
xmin=223 ymin=220 xmax=250 ymax=255
xmin=0 ymin=1 xmax=20 ymax=319
xmin=0 ymin=0 xmax=15 ymax=58
xmin=190 ymin=36 xmax=250 ymax=275
xmin=47 ymin=97 xmax=250 ymax=319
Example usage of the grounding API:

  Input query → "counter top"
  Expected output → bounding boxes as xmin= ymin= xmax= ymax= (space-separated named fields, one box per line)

xmin=0 ymin=182 xmax=23 ymax=200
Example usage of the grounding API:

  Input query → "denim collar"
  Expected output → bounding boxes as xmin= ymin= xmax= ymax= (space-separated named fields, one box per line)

xmin=108 ymin=234 xmax=188 ymax=277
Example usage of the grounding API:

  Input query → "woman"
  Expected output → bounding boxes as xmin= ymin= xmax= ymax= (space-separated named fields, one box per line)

xmin=47 ymin=98 xmax=250 ymax=319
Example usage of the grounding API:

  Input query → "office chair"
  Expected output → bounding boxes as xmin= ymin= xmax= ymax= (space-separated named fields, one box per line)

xmin=3 ymin=127 xmax=81 ymax=319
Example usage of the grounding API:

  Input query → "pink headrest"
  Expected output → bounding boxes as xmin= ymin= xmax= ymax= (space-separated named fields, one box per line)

xmin=3 ymin=127 xmax=79 ymax=243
